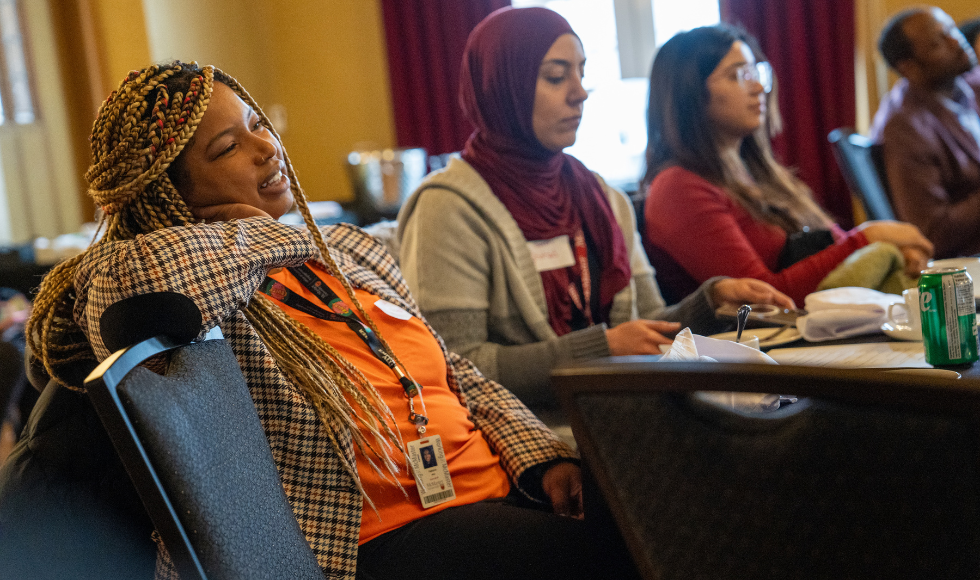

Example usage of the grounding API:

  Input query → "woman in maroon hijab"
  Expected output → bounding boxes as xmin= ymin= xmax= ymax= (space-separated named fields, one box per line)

xmin=397 ymin=6 xmax=793 ymax=407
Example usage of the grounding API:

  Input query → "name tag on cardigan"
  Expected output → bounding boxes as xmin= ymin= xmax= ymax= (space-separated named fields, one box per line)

xmin=527 ymin=235 xmax=575 ymax=272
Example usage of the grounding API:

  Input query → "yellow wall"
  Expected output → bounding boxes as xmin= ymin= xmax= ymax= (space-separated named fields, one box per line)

xmin=90 ymin=0 xmax=152 ymax=96
xmin=141 ymin=0 xmax=395 ymax=202
xmin=878 ymin=0 xmax=978 ymax=25
xmin=47 ymin=0 xmax=152 ymax=224
xmin=258 ymin=1 xmax=396 ymax=203
xmin=858 ymin=0 xmax=980 ymax=132
xmin=141 ymin=0 xmax=271 ymax=102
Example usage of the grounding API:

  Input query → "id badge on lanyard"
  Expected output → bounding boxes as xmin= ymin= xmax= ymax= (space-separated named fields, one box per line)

xmin=407 ymin=435 xmax=456 ymax=508
xmin=262 ymin=265 xmax=455 ymax=508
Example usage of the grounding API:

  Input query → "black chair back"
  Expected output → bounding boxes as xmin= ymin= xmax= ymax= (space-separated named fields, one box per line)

xmin=829 ymin=127 xmax=895 ymax=220
xmin=554 ymin=360 xmax=980 ymax=580
xmin=85 ymin=335 xmax=324 ymax=580
xmin=84 ymin=292 xmax=322 ymax=580
xmin=85 ymin=337 xmax=323 ymax=580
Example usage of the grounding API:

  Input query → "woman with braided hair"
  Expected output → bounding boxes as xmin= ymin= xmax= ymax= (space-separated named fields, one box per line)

xmin=13 ymin=61 xmax=636 ymax=579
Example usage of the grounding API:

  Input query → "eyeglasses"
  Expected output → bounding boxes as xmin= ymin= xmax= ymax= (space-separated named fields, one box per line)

xmin=735 ymin=61 xmax=773 ymax=94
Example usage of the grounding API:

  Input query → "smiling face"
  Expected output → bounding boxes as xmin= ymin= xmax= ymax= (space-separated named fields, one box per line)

xmin=172 ymin=82 xmax=293 ymax=220
xmin=532 ymin=33 xmax=589 ymax=152
xmin=705 ymin=41 xmax=767 ymax=146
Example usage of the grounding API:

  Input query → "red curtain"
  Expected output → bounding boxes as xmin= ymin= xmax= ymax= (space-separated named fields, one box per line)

xmin=721 ymin=0 xmax=856 ymax=227
xmin=380 ymin=0 xmax=510 ymax=156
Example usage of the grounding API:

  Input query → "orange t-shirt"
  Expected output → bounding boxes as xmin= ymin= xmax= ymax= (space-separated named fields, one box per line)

xmin=267 ymin=264 xmax=511 ymax=544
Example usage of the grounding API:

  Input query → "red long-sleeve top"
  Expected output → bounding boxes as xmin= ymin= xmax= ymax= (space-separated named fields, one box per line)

xmin=643 ymin=166 xmax=868 ymax=306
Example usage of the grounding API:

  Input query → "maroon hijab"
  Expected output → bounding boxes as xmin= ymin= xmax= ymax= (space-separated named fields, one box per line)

xmin=459 ymin=6 xmax=632 ymax=336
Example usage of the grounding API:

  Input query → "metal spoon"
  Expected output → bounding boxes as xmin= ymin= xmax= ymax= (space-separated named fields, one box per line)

xmin=736 ymin=304 xmax=751 ymax=343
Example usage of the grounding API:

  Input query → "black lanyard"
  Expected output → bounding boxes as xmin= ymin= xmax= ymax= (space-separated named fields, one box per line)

xmin=259 ymin=264 xmax=424 ymax=408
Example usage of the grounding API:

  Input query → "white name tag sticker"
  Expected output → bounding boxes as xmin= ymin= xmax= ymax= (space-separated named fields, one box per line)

xmin=407 ymin=435 xmax=456 ymax=509
xmin=527 ymin=235 xmax=575 ymax=272
xmin=374 ymin=299 xmax=412 ymax=320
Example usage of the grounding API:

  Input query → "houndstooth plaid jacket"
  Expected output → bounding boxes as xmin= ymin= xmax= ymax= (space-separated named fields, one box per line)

xmin=73 ymin=218 xmax=577 ymax=579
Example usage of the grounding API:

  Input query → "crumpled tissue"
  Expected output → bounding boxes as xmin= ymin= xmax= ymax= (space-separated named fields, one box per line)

xmin=660 ymin=328 xmax=783 ymax=412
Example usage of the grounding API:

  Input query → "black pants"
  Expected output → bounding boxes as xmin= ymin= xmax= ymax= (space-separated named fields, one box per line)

xmin=356 ymin=486 xmax=640 ymax=580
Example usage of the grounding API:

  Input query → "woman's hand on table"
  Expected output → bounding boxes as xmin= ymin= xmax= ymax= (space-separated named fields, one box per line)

xmin=710 ymin=278 xmax=796 ymax=310
xmin=899 ymin=246 xmax=930 ymax=278
xmin=857 ymin=221 xmax=934 ymax=273
xmin=606 ymin=320 xmax=681 ymax=355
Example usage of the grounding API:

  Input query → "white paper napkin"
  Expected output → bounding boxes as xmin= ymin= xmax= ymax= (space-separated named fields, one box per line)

xmin=661 ymin=328 xmax=778 ymax=364
xmin=691 ymin=334 xmax=777 ymax=364
xmin=796 ymin=287 xmax=902 ymax=342
xmin=660 ymin=327 xmax=714 ymax=362
xmin=804 ymin=286 xmax=902 ymax=311
xmin=660 ymin=328 xmax=781 ymax=412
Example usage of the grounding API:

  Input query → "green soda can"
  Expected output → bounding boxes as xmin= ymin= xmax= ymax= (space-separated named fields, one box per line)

xmin=918 ymin=266 xmax=979 ymax=366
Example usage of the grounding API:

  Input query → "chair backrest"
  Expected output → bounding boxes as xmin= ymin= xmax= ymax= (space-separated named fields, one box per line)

xmin=84 ymin=334 xmax=324 ymax=580
xmin=828 ymin=127 xmax=896 ymax=220
xmin=553 ymin=360 xmax=980 ymax=580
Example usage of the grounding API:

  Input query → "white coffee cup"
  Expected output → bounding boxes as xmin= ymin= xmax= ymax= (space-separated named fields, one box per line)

xmin=887 ymin=287 xmax=923 ymax=340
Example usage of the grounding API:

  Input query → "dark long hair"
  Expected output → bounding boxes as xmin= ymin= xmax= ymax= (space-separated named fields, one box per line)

xmin=641 ymin=25 xmax=831 ymax=233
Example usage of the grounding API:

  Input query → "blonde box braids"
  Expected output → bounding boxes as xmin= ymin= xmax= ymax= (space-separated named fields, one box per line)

xmin=26 ymin=61 xmax=410 ymax=499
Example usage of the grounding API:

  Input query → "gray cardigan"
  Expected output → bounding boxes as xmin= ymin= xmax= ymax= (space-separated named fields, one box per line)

xmin=397 ymin=157 xmax=725 ymax=405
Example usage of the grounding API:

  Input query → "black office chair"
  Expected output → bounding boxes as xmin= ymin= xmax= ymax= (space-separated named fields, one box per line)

xmin=553 ymin=360 xmax=980 ymax=580
xmin=0 ymin=297 xmax=165 ymax=580
xmin=83 ymin=294 xmax=323 ymax=580
xmin=829 ymin=127 xmax=896 ymax=220
xmin=0 ymin=293 xmax=323 ymax=579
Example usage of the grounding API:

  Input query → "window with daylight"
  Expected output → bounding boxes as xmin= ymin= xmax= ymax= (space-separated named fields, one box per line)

xmin=511 ymin=0 xmax=719 ymax=190
xmin=0 ymin=0 xmax=35 ymax=125
xmin=0 ymin=0 xmax=81 ymax=246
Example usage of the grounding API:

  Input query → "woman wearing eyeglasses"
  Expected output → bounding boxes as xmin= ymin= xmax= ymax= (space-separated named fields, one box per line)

xmin=641 ymin=25 xmax=933 ymax=306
